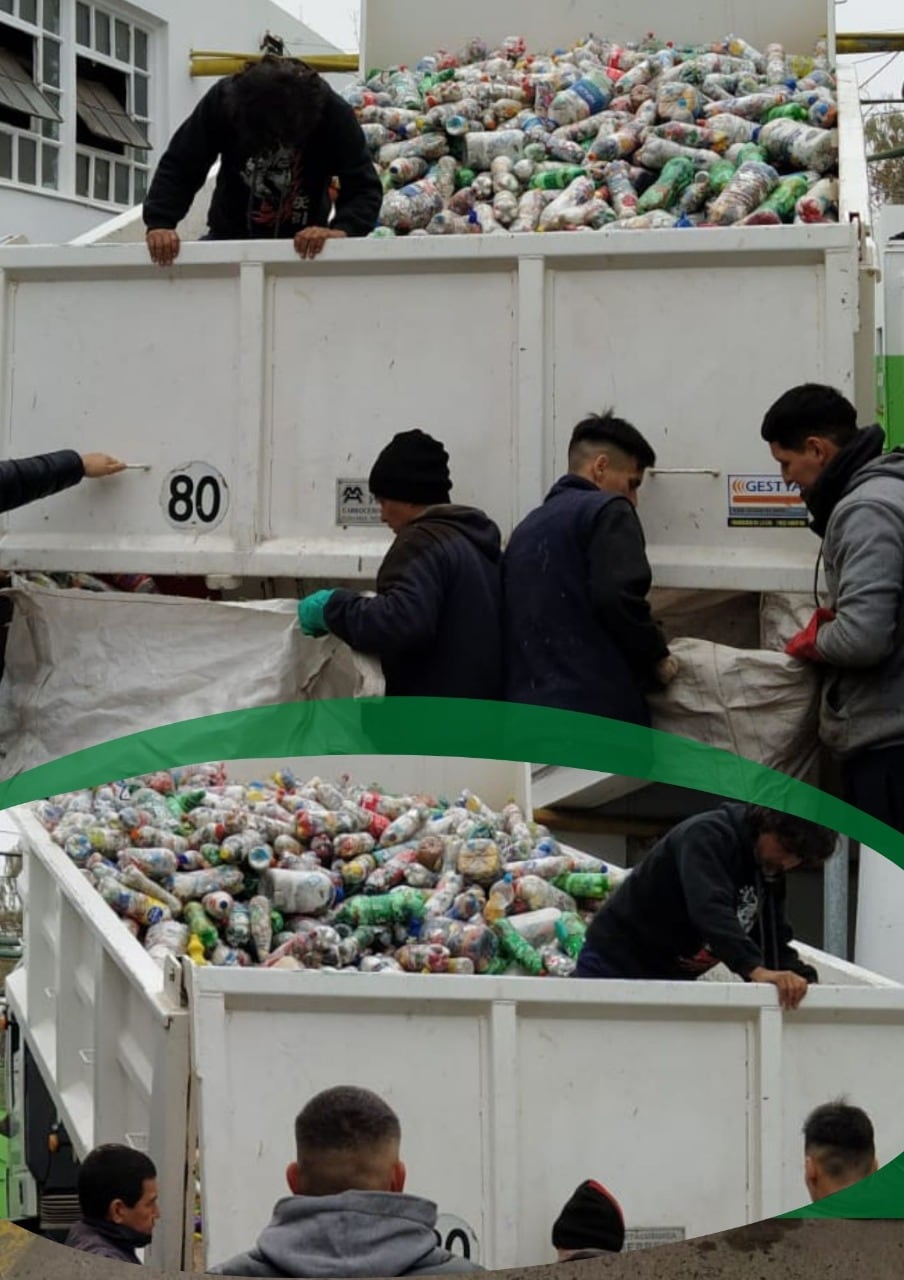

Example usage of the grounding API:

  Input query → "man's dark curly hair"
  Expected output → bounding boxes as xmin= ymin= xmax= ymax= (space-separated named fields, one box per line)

xmin=225 ymin=54 xmax=329 ymax=155
xmin=748 ymin=806 xmax=836 ymax=866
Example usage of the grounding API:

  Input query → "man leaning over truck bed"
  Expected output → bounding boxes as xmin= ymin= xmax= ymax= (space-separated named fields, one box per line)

xmin=143 ymin=55 xmax=382 ymax=265
xmin=761 ymin=383 xmax=904 ymax=832
xmin=208 ymin=1085 xmax=482 ymax=1277
xmin=575 ymin=804 xmax=836 ymax=1008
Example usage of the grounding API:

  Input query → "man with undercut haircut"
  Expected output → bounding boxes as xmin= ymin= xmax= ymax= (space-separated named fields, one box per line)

xmin=208 ymin=1086 xmax=482 ymax=1277
xmin=503 ymin=409 xmax=677 ymax=724
xmin=804 ymin=1101 xmax=878 ymax=1202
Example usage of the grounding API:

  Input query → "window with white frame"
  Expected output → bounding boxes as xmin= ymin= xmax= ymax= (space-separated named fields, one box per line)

xmin=74 ymin=1 xmax=151 ymax=206
xmin=0 ymin=0 xmax=62 ymax=191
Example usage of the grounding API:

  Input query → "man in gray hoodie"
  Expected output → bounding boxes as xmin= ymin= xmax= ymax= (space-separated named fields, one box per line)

xmin=761 ymin=384 xmax=904 ymax=830
xmin=208 ymin=1086 xmax=482 ymax=1278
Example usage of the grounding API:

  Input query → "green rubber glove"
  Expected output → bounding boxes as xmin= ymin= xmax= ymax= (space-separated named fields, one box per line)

xmin=298 ymin=589 xmax=337 ymax=638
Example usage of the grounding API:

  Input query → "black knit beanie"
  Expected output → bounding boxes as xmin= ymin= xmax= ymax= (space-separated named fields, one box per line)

xmin=551 ymin=1181 xmax=625 ymax=1254
xmin=368 ymin=430 xmax=452 ymax=505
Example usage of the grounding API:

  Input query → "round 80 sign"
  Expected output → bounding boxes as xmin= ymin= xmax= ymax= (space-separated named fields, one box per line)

xmin=161 ymin=462 xmax=229 ymax=532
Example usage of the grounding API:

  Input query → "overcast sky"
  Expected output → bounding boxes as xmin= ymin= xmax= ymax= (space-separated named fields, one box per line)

xmin=274 ymin=0 xmax=904 ymax=100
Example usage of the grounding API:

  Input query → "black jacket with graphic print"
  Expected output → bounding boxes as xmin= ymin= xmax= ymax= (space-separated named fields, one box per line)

xmin=585 ymin=804 xmax=819 ymax=983
xmin=143 ymin=77 xmax=382 ymax=240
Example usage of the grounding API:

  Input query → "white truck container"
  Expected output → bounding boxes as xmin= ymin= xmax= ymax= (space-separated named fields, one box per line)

xmin=3 ymin=757 xmax=903 ymax=1272
xmin=0 ymin=0 xmax=876 ymax=595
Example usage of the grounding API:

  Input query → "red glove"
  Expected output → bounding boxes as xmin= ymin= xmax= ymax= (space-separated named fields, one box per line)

xmin=785 ymin=607 xmax=835 ymax=663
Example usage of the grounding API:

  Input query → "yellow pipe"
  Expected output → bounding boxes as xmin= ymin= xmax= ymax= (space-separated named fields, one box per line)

xmin=836 ymin=32 xmax=904 ymax=54
xmin=190 ymin=52 xmax=359 ymax=76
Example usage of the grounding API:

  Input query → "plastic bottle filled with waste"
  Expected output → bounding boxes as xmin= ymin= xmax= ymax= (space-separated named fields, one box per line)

xmin=145 ymin=920 xmax=190 ymax=963
xmin=795 ymin=176 xmax=838 ymax=222
xmin=549 ymin=71 xmax=613 ymax=126
xmin=637 ymin=155 xmax=694 ymax=212
xmin=249 ymin=895 xmax=273 ymax=961
xmin=118 ymin=847 xmax=178 ymax=879
xmin=540 ymin=946 xmax=577 ymax=978
xmin=514 ymin=875 xmax=577 ymax=913
xmin=184 ymin=901 xmax=219 ymax=951
xmin=508 ymin=907 xmax=562 ymax=947
xmin=551 ymin=872 xmax=611 ymax=900
xmin=456 ymin=838 xmax=505 ymax=886
xmin=263 ymin=868 xmax=336 ymax=916
xmin=225 ymin=900 xmax=251 ymax=949
xmin=708 ymin=160 xmax=779 ymax=224
xmin=397 ymin=943 xmax=451 ymax=973
xmin=492 ymin=919 xmax=544 ymax=975
xmin=451 ymin=886 xmax=486 ymax=921
xmin=202 ymin=891 xmax=233 ymax=922
xmin=171 ymin=867 xmax=244 ymax=902
xmin=484 ymin=875 xmax=515 ymax=923
xmin=757 ymin=118 xmax=838 ymax=173
xmin=742 ymin=172 xmax=810 ymax=223
xmin=120 ymin=865 xmax=182 ymax=915
xmin=336 ymin=888 xmax=427 ymax=928
xmin=423 ymin=870 xmax=464 ymax=918
xmin=555 ymin=912 xmax=589 ymax=959
xmin=98 ymin=877 xmax=169 ymax=927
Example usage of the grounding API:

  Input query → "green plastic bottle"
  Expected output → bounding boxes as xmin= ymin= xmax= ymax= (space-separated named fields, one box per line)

xmin=637 ymin=156 xmax=694 ymax=213
xmin=336 ymin=888 xmax=427 ymax=928
xmin=708 ymin=158 xmax=737 ymax=195
xmin=555 ymin=912 xmax=588 ymax=960
xmin=492 ymin=919 xmax=544 ymax=976
xmin=552 ymin=873 xmax=610 ymax=900
xmin=530 ymin=165 xmax=586 ymax=190
xmin=734 ymin=142 xmax=768 ymax=166
xmin=764 ymin=102 xmax=809 ymax=124
xmin=753 ymin=173 xmax=810 ymax=221
xmin=184 ymin=901 xmax=219 ymax=952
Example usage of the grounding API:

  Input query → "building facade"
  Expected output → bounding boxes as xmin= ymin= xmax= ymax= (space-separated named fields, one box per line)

xmin=0 ymin=0 xmax=338 ymax=242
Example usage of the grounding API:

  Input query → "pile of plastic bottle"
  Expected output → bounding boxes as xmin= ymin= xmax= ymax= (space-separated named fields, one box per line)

xmin=5 ymin=570 xmax=159 ymax=593
xmin=345 ymin=31 xmax=841 ymax=235
xmin=33 ymin=764 xmax=629 ymax=978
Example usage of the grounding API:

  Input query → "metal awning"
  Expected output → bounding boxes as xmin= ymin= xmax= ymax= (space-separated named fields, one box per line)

xmin=76 ymin=78 xmax=149 ymax=149
xmin=0 ymin=47 xmax=61 ymax=122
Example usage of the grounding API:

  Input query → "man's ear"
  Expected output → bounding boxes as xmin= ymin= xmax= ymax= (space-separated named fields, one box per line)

xmin=286 ymin=1162 xmax=304 ymax=1196
xmin=107 ymin=1198 xmax=126 ymax=1224
xmin=804 ymin=1155 xmax=819 ymax=1199
xmin=389 ymin=1160 xmax=406 ymax=1194
xmin=804 ymin=435 xmax=834 ymax=464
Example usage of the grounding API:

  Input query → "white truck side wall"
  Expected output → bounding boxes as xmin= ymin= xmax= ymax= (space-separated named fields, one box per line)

xmin=188 ymin=963 xmax=904 ymax=1272
xmin=0 ymin=223 xmax=861 ymax=590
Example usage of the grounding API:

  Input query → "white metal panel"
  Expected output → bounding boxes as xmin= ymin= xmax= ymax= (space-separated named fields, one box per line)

xmin=6 ymin=806 xmax=191 ymax=1272
xmin=188 ymin=966 xmax=904 ymax=1272
xmin=265 ymin=262 xmax=519 ymax=548
xmin=0 ymin=226 xmax=860 ymax=589
xmin=362 ymin=0 xmax=831 ymax=77
xmin=855 ymin=846 xmax=904 ymax=984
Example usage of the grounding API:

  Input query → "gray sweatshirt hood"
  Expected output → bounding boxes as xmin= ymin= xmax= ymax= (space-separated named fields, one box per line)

xmin=209 ymin=1191 xmax=480 ymax=1277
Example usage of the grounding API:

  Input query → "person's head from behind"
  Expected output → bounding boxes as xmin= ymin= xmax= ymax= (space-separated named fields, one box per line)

xmin=551 ymin=1180 xmax=625 ymax=1260
xmin=288 ymin=1086 xmax=406 ymax=1197
xmin=228 ymin=54 xmax=329 ymax=155
xmin=369 ymin=430 xmax=452 ymax=534
xmin=761 ymin=384 xmax=858 ymax=498
xmin=568 ymin=411 xmax=656 ymax=508
xmin=78 ymin=1145 xmax=159 ymax=1241
xmin=748 ymin=807 xmax=836 ymax=879
xmin=804 ymin=1101 xmax=877 ymax=1201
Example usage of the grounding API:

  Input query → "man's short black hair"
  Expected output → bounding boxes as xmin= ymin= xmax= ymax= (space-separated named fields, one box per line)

xmin=748 ymin=807 xmax=836 ymax=866
xmin=295 ymin=1086 xmax=401 ymax=1163
xmin=227 ymin=54 xmax=329 ymax=154
xmin=568 ymin=410 xmax=656 ymax=471
xmin=760 ymin=384 xmax=858 ymax=451
xmin=804 ymin=1100 xmax=876 ymax=1181
xmin=77 ymin=1145 xmax=157 ymax=1221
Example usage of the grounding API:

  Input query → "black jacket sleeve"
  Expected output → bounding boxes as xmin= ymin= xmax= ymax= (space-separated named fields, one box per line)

xmin=764 ymin=877 xmax=819 ymax=982
xmin=324 ymin=530 xmax=446 ymax=657
xmin=324 ymin=97 xmax=383 ymax=237
xmin=0 ymin=450 xmax=85 ymax=515
xmin=143 ymin=84 xmax=225 ymax=231
xmin=588 ymin=498 xmax=669 ymax=680
xmin=674 ymin=829 xmax=765 ymax=978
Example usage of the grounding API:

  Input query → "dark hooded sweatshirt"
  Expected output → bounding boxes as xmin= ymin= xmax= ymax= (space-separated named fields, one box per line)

xmin=207 ymin=1191 xmax=483 ymax=1277
xmin=801 ymin=425 xmax=904 ymax=756
xmin=65 ymin=1218 xmax=148 ymax=1264
xmin=142 ymin=78 xmax=382 ymax=240
xmin=583 ymin=804 xmax=819 ymax=983
xmin=324 ymin=505 xmax=503 ymax=700
xmin=0 ymin=450 xmax=84 ymax=514
xmin=502 ymin=475 xmax=668 ymax=724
